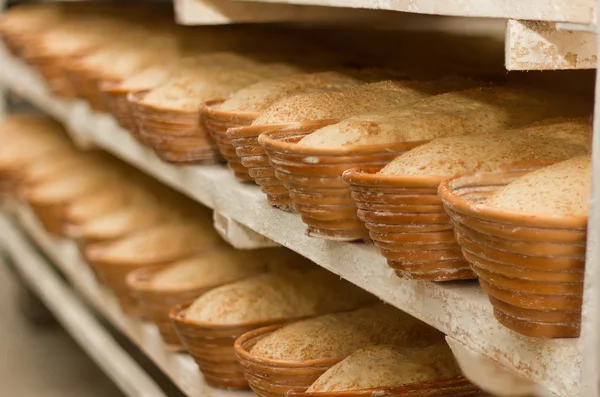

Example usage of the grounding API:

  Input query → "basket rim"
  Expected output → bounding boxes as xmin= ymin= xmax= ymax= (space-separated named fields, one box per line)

xmin=234 ymin=324 xmax=346 ymax=368
xmin=342 ymin=167 xmax=446 ymax=188
xmin=202 ymin=99 xmax=261 ymax=121
xmin=258 ymin=124 xmax=429 ymax=157
xmin=228 ymin=119 xmax=340 ymax=139
xmin=126 ymin=90 xmax=202 ymax=115
xmin=438 ymin=165 xmax=588 ymax=229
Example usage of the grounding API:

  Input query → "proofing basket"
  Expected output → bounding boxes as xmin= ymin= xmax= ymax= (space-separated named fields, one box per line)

xmin=21 ymin=51 xmax=79 ymax=99
xmin=85 ymin=259 xmax=149 ymax=316
xmin=438 ymin=163 xmax=586 ymax=338
xmin=259 ymin=127 xmax=427 ymax=241
xmin=128 ymin=91 xmax=223 ymax=165
xmin=228 ymin=122 xmax=317 ymax=210
xmin=85 ymin=245 xmax=196 ymax=317
xmin=171 ymin=304 xmax=302 ymax=389
xmin=289 ymin=376 xmax=484 ymax=397
xmin=234 ymin=324 xmax=343 ymax=397
xmin=342 ymin=167 xmax=474 ymax=281
xmin=126 ymin=266 xmax=212 ymax=349
xmin=64 ymin=62 xmax=112 ymax=111
xmin=100 ymin=82 xmax=144 ymax=142
xmin=202 ymin=100 xmax=258 ymax=182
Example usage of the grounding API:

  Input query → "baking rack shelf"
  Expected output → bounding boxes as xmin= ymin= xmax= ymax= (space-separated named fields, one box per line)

xmin=0 ymin=44 xmax=582 ymax=396
xmin=175 ymin=0 xmax=594 ymax=24
xmin=0 ymin=205 xmax=254 ymax=397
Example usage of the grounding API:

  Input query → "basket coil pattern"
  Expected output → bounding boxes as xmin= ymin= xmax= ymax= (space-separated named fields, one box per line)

xmin=101 ymin=82 xmax=144 ymax=141
xmin=202 ymin=101 xmax=258 ymax=182
xmin=342 ymin=167 xmax=475 ymax=281
xmin=128 ymin=91 xmax=224 ymax=165
xmin=22 ymin=52 xmax=78 ymax=99
xmin=227 ymin=123 xmax=304 ymax=209
xmin=171 ymin=304 xmax=301 ymax=389
xmin=438 ymin=165 xmax=586 ymax=338
xmin=260 ymin=127 xmax=426 ymax=241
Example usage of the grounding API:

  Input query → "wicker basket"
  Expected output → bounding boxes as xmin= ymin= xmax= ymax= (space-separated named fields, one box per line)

xmin=85 ymin=241 xmax=200 ymax=316
xmin=171 ymin=304 xmax=302 ymax=389
xmin=21 ymin=52 xmax=78 ymax=99
xmin=438 ymin=164 xmax=586 ymax=338
xmin=128 ymin=91 xmax=223 ymax=165
xmin=342 ymin=167 xmax=474 ymax=281
xmin=64 ymin=62 xmax=108 ymax=111
xmin=235 ymin=324 xmax=344 ymax=397
xmin=259 ymin=127 xmax=426 ymax=241
xmin=29 ymin=202 xmax=67 ymax=237
xmin=202 ymin=100 xmax=258 ymax=182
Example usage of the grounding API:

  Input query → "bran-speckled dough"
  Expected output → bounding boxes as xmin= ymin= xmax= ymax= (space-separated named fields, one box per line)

xmin=380 ymin=118 xmax=590 ymax=177
xmin=219 ymin=71 xmax=363 ymax=113
xmin=78 ymin=205 xmax=175 ymax=242
xmin=141 ymin=63 xmax=301 ymax=111
xmin=307 ymin=344 xmax=461 ymax=392
xmin=252 ymin=77 xmax=478 ymax=126
xmin=484 ymin=155 xmax=591 ymax=216
xmin=250 ymin=304 xmax=443 ymax=361
xmin=300 ymin=88 xmax=589 ymax=148
xmin=149 ymin=248 xmax=284 ymax=290
xmin=84 ymin=222 xmax=225 ymax=266
xmin=184 ymin=268 xmax=375 ymax=324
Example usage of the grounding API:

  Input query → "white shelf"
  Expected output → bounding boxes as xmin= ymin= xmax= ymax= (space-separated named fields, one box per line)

xmin=0 ymin=45 xmax=582 ymax=397
xmin=1 ymin=204 xmax=253 ymax=397
xmin=505 ymin=20 xmax=597 ymax=70
xmin=177 ymin=0 xmax=594 ymax=24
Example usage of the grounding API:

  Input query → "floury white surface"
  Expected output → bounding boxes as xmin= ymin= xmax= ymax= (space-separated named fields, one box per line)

xmin=0 ymin=46 xmax=582 ymax=396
